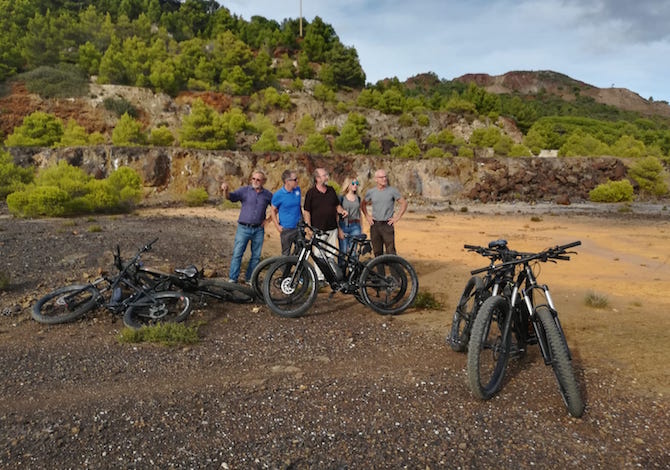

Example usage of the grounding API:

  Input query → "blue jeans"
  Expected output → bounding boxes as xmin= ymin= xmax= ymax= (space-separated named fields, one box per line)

xmin=229 ymin=224 xmax=265 ymax=282
xmin=338 ymin=222 xmax=362 ymax=266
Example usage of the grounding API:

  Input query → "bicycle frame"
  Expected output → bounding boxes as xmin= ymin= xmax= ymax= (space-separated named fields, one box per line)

xmin=293 ymin=226 xmax=372 ymax=292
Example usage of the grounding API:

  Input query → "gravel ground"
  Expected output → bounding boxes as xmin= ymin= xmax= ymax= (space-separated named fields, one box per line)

xmin=0 ymin=208 xmax=668 ymax=469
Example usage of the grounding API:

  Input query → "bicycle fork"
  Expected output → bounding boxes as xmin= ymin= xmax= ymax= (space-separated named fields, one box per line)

xmin=522 ymin=283 xmax=573 ymax=365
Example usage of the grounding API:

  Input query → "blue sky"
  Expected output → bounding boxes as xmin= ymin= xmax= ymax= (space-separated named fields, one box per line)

xmin=225 ymin=0 xmax=670 ymax=103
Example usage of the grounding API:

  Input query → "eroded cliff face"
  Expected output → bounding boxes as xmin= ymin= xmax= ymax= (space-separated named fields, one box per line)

xmin=7 ymin=147 xmax=629 ymax=205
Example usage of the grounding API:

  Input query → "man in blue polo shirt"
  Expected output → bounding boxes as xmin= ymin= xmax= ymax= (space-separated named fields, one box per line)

xmin=221 ymin=170 xmax=273 ymax=284
xmin=270 ymin=169 xmax=302 ymax=256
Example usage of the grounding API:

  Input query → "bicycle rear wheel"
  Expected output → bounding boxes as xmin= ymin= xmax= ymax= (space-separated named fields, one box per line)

xmin=467 ymin=295 xmax=511 ymax=399
xmin=536 ymin=306 xmax=585 ymax=417
xmin=249 ymin=256 xmax=282 ymax=299
xmin=359 ymin=254 xmax=418 ymax=315
xmin=32 ymin=285 xmax=100 ymax=324
xmin=197 ymin=279 xmax=257 ymax=303
xmin=263 ymin=257 xmax=318 ymax=318
xmin=123 ymin=291 xmax=192 ymax=329
xmin=449 ymin=276 xmax=485 ymax=352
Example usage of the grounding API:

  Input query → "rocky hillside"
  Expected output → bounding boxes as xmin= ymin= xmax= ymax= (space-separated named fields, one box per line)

xmin=2 ymin=71 xmax=669 ymax=206
xmin=455 ymin=70 xmax=670 ymax=118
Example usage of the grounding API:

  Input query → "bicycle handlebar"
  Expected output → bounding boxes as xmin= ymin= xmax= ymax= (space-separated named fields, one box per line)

xmin=469 ymin=240 xmax=580 ymax=275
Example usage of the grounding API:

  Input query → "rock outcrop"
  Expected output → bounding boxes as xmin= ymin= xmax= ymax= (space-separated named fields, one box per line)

xmin=8 ymin=147 xmax=634 ymax=206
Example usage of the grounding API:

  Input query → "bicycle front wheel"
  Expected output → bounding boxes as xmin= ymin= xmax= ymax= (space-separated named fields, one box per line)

xmin=123 ymin=291 xmax=192 ymax=329
xmin=536 ymin=306 xmax=585 ymax=417
xmin=359 ymin=254 xmax=418 ymax=315
xmin=262 ymin=257 xmax=318 ymax=318
xmin=467 ymin=295 xmax=511 ymax=399
xmin=32 ymin=284 xmax=100 ymax=324
xmin=449 ymin=276 xmax=485 ymax=352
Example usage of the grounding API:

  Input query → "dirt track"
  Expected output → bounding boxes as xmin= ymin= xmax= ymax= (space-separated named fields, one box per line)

xmin=0 ymin=205 xmax=668 ymax=468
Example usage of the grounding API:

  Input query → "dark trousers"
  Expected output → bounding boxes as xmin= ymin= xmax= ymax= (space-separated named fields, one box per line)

xmin=370 ymin=221 xmax=396 ymax=256
xmin=280 ymin=227 xmax=300 ymax=256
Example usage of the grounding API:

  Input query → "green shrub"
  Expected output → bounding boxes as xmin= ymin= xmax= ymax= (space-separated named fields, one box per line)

xmin=21 ymin=65 xmax=89 ymax=98
xmin=56 ymin=119 xmax=90 ymax=147
xmin=7 ymin=185 xmax=70 ymax=217
xmin=508 ymin=143 xmax=532 ymax=157
xmin=367 ymin=140 xmax=382 ymax=155
xmin=103 ymin=97 xmax=138 ymax=118
xmin=584 ymin=291 xmax=609 ymax=309
xmin=117 ymin=322 xmax=201 ymax=346
xmin=426 ymin=129 xmax=455 ymax=146
xmin=249 ymin=114 xmax=274 ymax=134
xmin=425 ymin=147 xmax=445 ymax=158
xmin=0 ymin=151 xmax=34 ymax=198
xmin=313 ymin=83 xmax=336 ymax=102
xmin=333 ymin=121 xmax=365 ymax=154
xmin=301 ymin=133 xmax=330 ymax=154
xmin=398 ymin=113 xmax=414 ymax=127
xmin=628 ymin=156 xmax=668 ymax=196
xmin=252 ymin=128 xmax=282 ymax=152
xmin=391 ymin=139 xmax=421 ymax=158
xmin=458 ymin=146 xmax=474 ymax=158
xmin=184 ymin=187 xmax=209 ymax=206
xmin=7 ymin=162 xmax=142 ymax=217
xmin=416 ymin=114 xmax=430 ymax=127
xmin=413 ymin=291 xmax=442 ymax=310
xmin=112 ymin=113 xmax=146 ymax=146
xmin=5 ymin=112 xmax=64 ymax=147
xmin=148 ymin=126 xmax=175 ymax=146
xmin=589 ymin=179 xmax=634 ymax=202
xmin=295 ymin=115 xmax=316 ymax=135
xmin=320 ymin=125 xmax=339 ymax=136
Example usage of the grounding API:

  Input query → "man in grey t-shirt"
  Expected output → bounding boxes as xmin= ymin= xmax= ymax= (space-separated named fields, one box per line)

xmin=361 ymin=169 xmax=408 ymax=256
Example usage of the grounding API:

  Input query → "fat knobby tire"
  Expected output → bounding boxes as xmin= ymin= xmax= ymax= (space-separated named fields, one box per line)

xmin=32 ymin=284 xmax=100 ymax=324
xmin=536 ymin=306 xmax=585 ymax=417
xmin=467 ymin=295 xmax=511 ymax=399
xmin=449 ymin=276 xmax=485 ymax=352
xmin=262 ymin=256 xmax=318 ymax=318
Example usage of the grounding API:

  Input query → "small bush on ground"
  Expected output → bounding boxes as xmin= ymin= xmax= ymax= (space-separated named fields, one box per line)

xmin=0 ymin=151 xmax=34 ymax=198
xmin=21 ymin=65 xmax=89 ymax=98
xmin=589 ymin=179 xmax=634 ymax=202
xmin=184 ymin=187 xmax=209 ymax=206
xmin=4 ymin=112 xmax=64 ymax=147
xmin=7 ymin=162 xmax=142 ymax=217
xmin=585 ymin=291 xmax=609 ymax=309
xmin=413 ymin=291 xmax=442 ymax=310
xmin=103 ymin=97 xmax=138 ymax=118
xmin=117 ymin=322 xmax=202 ymax=346
xmin=148 ymin=126 xmax=175 ymax=146
xmin=628 ymin=156 xmax=668 ymax=196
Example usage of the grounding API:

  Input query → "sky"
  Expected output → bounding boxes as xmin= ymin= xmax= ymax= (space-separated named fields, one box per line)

xmin=225 ymin=0 xmax=670 ymax=103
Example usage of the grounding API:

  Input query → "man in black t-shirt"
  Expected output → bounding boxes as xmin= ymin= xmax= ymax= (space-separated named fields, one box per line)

xmin=303 ymin=168 xmax=347 ymax=282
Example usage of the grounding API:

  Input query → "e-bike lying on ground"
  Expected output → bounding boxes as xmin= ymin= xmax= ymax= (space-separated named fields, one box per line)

xmin=32 ymin=239 xmax=192 ymax=329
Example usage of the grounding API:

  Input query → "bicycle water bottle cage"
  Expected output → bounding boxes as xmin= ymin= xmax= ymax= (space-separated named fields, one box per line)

xmin=489 ymin=239 xmax=508 ymax=249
